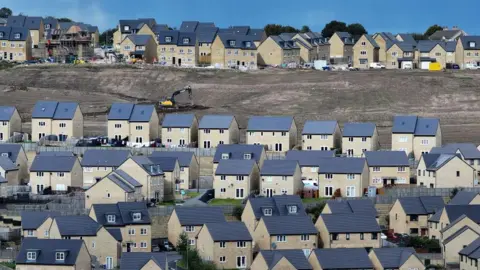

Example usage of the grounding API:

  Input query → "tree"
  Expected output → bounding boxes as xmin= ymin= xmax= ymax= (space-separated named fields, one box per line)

xmin=306 ymin=201 xmax=326 ymax=222
xmin=264 ymin=24 xmax=300 ymax=36
xmin=176 ymin=233 xmax=218 ymax=270
xmin=100 ymin=28 xmax=116 ymax=45
xmin=0 ymin=7 xmax=12 ymax=18
xmin=300 ymin=25 xmax=311 ymax=33
xmin=411 ymin=33 xmax=426 ymax=41
xmin=233 ymin=205 xmax=243 ymax=220
xmin=321 ymin=20 xmax=347 ymax=38
xmin=424 ymin=24 xmax=443 ymax=38
xmin=347 ymin=23 xmax=367 ymax=38
xmin=57 ymin=18 xmax=73 ymax=22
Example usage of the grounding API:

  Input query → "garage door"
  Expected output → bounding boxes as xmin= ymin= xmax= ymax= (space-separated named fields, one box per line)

xmin=420 ymin=61 xmax=430 ymax=70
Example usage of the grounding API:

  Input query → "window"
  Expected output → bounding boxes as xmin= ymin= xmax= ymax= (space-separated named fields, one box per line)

xmin=128 ymin=228 xmax=135 ymax=235
xmin=220 ymin=188 xmax=226 ymax=193
xmin=188 ymin=49 xmax=192 ymax=54
xmin=346 ymin=233 xmax=350 ymax=240
xmin=373 ymin=167 xmax=381 ymax=172
xmin=183 ymin=38 xmax=190 ymax=44
xmin=288 ymin=205 xmax=297 ymax=214
xmin=320 ymin=135 xmax=328 ymax=140
xmin=107 ymin=215 xmax=115 ymax=223
xmin=331 ymin=233 xmax=339 ymax=240
xmin=281 ymin=132 xmax=287 ymax=136
xmin=281 ymin=188 xmax=287 ymax=194
xmin=348 ymin=137 xmax=354 ymax=142
xmin=391 ymin=62 xmax=396 ymax=66
xmin=371 ymin=233 xmax=378 ymax=240
xmin=263 ymin=208 xmax=272 ymax=216
xmin=14 ymin=33 xmax=20 ymax=39
xmin=44 ymin=230 xmax=49 ymax=237
xmin=140 ymin=228 xmax=147 ymax=235
xmin=92 ymin=241 xmax=95 ymax=248
xmin=179 ymin=49 xmax=184 ymax=53
xmin=236 ymin=175 xmax=245 ymax=181
xmin=185 ymin=226 xmax=195 ymax=232
xmin=281 ymin=176 xmax=287 ymax=181
xmin=306 ymin=134 xmax=312 ymax=140
xmin=469 ymin=41 xmax=476 ymax=48
xmin=234 ymin=50 xmax=239 ymax=55
xmin=325 ymin=174 xmax=333 ymax=179
xmin=245 ymin=41 xmax=251 ymax=48
xmin=236 ymin=256 xmax=246 ymax=268
xmin=410 ymin=215 xmax=419 ymax=221
xmin=398 ymin=167 xmax=406 ymax=172
xmin=435 ymin=52 xmax=441 ymax=56
xmin=1 ymin=42 xmax=5 ymax=47
xmin=36 ymin=172 xmax=44 ymax=177
xmin=237 ymin=241 xmax=246 ymax=248
xmin=114 ymin=124 xmax=121 ymax=128
xmin=325 ymin=186 xmax=333 ymax=196
xmin=57 ymin=172 xmax=65 ymax=177
xmin=360 ymin=233 xmax=364 ymax=240
xmin=219 ymin=129 xmax=225 ymax=134
xmin=188 ymin=239 xmax=195 ymax=245
xmin=27 ymin=252 xmax=36 ymax=260
xmin=470 ymin=160 xmax=475 ymax=165
xmin=276 ymin=235 xmax=286 ymax=242
xmin=360 ymin=50 xmax=367 ymax=55
xmin=220 ymin=175 xmax=226 ymax=180
xmin=311 ymin=167 xmax=317 ymax=173
xmin=421 ymin=139 xmax=429 ymax=145
xmin=55 ymin=252 xmax=65 ymax=261
xmin=27 ymin=230 xmax=34 ymax=236
xmin=301 ymin=234 xmax=309 ymax=241
xmin=124 ymin=25 xmax=130 ymax=31
xmin=360 ymin=59 xmax=367 ymax=64
xmin=391 ymin=51 xmax=398 ymax=57
xmin=141 ymin=242 xmax=147 ymax=248
xmin=399 ymin=136 xmax=408 ymax=142
xmin=165 ymin=36 xmax=172 ymax=42
xmin=107 ymin=193 xmax=111 ymax=198
xmin=244 ymin=153 xmax=251 ymax=160
xmin=19 ymin=43 xmax=23 ymax=48
xmin=457 ymin=171 xmax=460 ymax=177
xmin=136 ymin=126 xmax=143 ymax=130
xmin=361 ymin=137 xmax=367 ymax=142
xmin=0 ymin=32 xmax=2 ymax=38
xmin=346 ymin=186 xmax=356 ymax=197
xmin=219 ymin=242 xmax=226 ymax=248
xmin=39 ymin=121 xmax=46 ymax=126
xmin=132 ymin=212 xmax=141 ymax=221
xmin=220 ymin=256 xmax=226 ymax=263
xmin=123 ymin=45 xmax=131 ymax=51
xmin=347 ymin=174 xmax=355 ymax=180
xmin=361 ymin=41 xmax=366 ymax=46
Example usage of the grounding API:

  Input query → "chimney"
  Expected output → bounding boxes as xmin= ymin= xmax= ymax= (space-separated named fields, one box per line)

xmin=443 ymin=26 xmax=449 ymax=31
xmin=453 ymin=26 xmax=458 ymax=30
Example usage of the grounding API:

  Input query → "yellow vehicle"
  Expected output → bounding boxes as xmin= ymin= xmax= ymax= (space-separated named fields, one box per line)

xmin=159 ymin=86 xmax=193 ymax=109
xmin=429 ymin=62 xmax=442 ymax=71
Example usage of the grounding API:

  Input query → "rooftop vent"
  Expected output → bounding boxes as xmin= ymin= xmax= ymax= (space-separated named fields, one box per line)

xmin=41 ymin=108 xmax=46 ymax=111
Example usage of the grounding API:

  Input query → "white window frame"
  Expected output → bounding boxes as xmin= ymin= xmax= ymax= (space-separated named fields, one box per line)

xmin=320 ymin=134 xmax=328 ymax=140
xmin=107 ymin=215 xmax=115 ymax=223
xmin=128 ymin=228 xmax=135 ymax=235
xmin=301 ymin=234 xmax=310 ymax=241
xmin=165 ymin=36 xmax=172 ymax=42
xmin=421 ymin=139 xmax=429 ymax=145
xmin=27 ymin=252 xmax=36 ymax=260
xmin=346 ymin=174 xmax=355 ymax=180
xmin=346 ymin=186 xmax=356 ymax=197
xmin=276 ymin=235 xmax=286 ymax=242
xmin=55 ymin=252 xmax=65 ymax=261
xmin=185 ymin=226 xmax=195 ymax=232
xmin=221 ymin=153 xmax=229 ymax=160
xmin=372 ymin=167 xmax=381 ymax=172
xmin=132 ymin=212 xmax=141 ymax=221
xmin=263 ymin=208 xmax=272 ymax=216
xmin=219 ymin=256 xmax=226 ymax=263
xmin=219 ymin=242 xmax=226 ymax=248
xmin=237 ymin=241 xmax=246 ymax=248
xmin=288 ymin=205 xmax=297 ymax=214
xmin=140 ymin=241 xmax=147 ymax=248
xmin=325 ymin=174 xmax=333 ymax=179
xmin=399 ymin=136 xmax=408 ymax=142
xmin=398 ymin=167 xmax=406 ymax=172
xmin=188 ymin=239 xmax=195 ymax=245
xmin=140 ymin=228 xmax=147 ymax=235
xmin=324 ymin=186 xmax=333 ymax=196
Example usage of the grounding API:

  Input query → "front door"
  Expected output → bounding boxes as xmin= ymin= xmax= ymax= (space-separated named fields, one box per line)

xmin=172 ymin=57 xmax=176 ymax=65
xmin=235 ymin=188 xmax=244 ymax=199
xmin=275 ymin=143 xmax=282 ymax=152
xmin=106 ymin=257 xmax=113 ymax=269
xmin=266 ymin=188 xmax=274 ymax=198
xmin=347 ymin=149 xmax=354 ymax=157
xmin=0 ymin=133 xmax=3 ymax=141
xmin=126 ymin=243 xmax=131 ymax=252
xmin=9 ymin=53 xmax=12 ymax=60
xmin=204 ymin=141 xmax=211 ymax=148
xmin=178 ymin=58 xmax=182 ymax=66
xmin=179 ymin=139 xmax=186 ymax=146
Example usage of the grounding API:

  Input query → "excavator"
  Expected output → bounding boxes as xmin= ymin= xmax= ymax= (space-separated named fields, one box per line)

xmin=159 ymin=86 xmax=193 ymax=110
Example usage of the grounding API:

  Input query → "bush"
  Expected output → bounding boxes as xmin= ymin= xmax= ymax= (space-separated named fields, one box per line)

xmin=306 ymin=201 xmax=326 ymax=223
xmin=233 ymin=205 xmax=243 ymax=220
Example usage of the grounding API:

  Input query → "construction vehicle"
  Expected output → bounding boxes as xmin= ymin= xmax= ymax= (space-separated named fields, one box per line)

xmin=159 ymin=86 xmax=193 ymax=110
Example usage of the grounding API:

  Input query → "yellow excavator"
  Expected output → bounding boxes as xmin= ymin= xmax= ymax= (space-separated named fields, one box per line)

xmin=159 ymin=86 xmax=193 ymax=109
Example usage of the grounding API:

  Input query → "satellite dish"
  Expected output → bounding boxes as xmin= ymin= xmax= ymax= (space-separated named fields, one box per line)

xmin=271 ymin=242 xmax=277 ymax=250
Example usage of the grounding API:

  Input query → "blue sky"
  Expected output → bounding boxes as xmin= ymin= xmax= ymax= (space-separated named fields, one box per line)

xmin=3 ymin=0 xmax=480 ymax=34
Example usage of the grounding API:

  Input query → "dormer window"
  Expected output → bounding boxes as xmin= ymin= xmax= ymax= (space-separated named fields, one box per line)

xmin=107 ymin=215 xmax=116 ymax=223
xmin=55 ymin=252 xmax=65 ymax=261
xmin=132 ymin=212 xmax=141 ymax=221
xmin=229 ymin=40 xmax=236 ymax=46
xmin=470 ymin=41 xmax=476 ymax=48
xmin=124 ymin=26 xmax=130 ymax=31
xmin=245 ymin=41 xmax=251 ymax=48
xmin=288 ymin=205 xmax=297 ymax=214
xmin=14 ymin=33 xmax=20 ymax=39
xmin=27 ymin=251 xmax=36 ymax=261
xmin=1 ymin=153 xmax=8 ymax=157
xmin=165 ymin=36 xmax=172 ymax=42
xmin=45 ymin=24 xmax=51 ymax=30
xmin=243 ymin=153 xmax=251 ymax=160
xmin=263 ymin=208 xmax=272 ymax=216
xmin=183 ymin=38 xmax=190 ymax=44
xmin=221 ymin=153 xmax=229 ymax=160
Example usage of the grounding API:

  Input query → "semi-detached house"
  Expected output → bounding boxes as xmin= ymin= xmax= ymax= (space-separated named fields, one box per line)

xmin=416 ymin=153 xmax=475 ymax=188
xmin=213 ymin=144 xmax=266 ymax=174
xmin=342 ymin=123 xmax=378 ymax=157
xmin=29 ymin=155 xmax=82 ymax=194
xmin=198 ymin=114 xmax=239 ymax=148
xmin=416 ymin=40 xmax=456 ymax=69
xmin=119 ymin=34 xmax=157 ymax=63
xmin=0 ymin=106 xmax=21 ymax=142
xmin=21 ymin=211 xmax=60 ymax=238
xmin=455 ymin=36 xmax=480 ymax=69
xmin=161 ymin=113 xmax=198 ymax=148
xmin=329 ymin=32 xmax=355 ymax=64
xmin=301 ymin=120 xmax=341 ymax=151
xmin=0 ymin=26 xmax=32 ymax=61
xmin=364 ymin=151 xmax=410 ymax=187
xmin=431 ymin=143 xmax=480 ymax=176
xmin=247 ymin=116 xmax=297 ymax=152
xmin=260 ymin=160 xmax=302 ymax=197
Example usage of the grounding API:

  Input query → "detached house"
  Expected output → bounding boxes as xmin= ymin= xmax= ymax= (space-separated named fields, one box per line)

xmin=293 ymin=32 xmax=325 ymax=63
xmin=329 ymin=32 xmax=355 ymax=64
xmin=251 ymin=249 xmax=313 ymax=270
xmin=198 ymin=115 xmax=239 ymax=148
xmin=301 ymin=120 xmax=341 ymax=151
xmin=431 ymin=143 xmax=480 ymax=175
xmin=316 ymin=214 xmax=381 ymax=248
xmin=119 ymin=34 xmax=158 ymax=63
xmin=260 ymin=160 xmax=302 ymax=197
xmin=157 ymin=30 xmax=197 ymax=67
xmin=168 ymin=207 xmax=226 ymax=248
xmin=0 ymin=26 xmax=32 ymax=61
xmin=247 ymin=116 xmax=297 ymax=152
xmin=161 ymin=113 xmax=198 ymax=147
xmin=308 ymin=248 xmax=374 ymax=270
xmin=16 ymin=238 xmax=91 ymax=270
xmin=460 ymin=238 xmax=480 ymax=270
xmin=214 ymin=159 xmax=259 ymax=199
xmin=353 ymin=34 xmax=380 ymax=69
xmin=81 ymin=149 xmax=131 ymax=188
xmin=0 ymin=106 xmax=21 ymax=142
xmin=368 ymin=248 xmax=424 ymax=270
xmin=257 ymin=34 xmax=301 ymax=67
xmin=342 ymin=123 xmax=379 ymax=157
xmin=455 ymin=36 xmax=480 ymax=69
xmin=285 ymin=150 xmax=335 ymax=183
xmin=211 ymin=33 xmax=258 ymax=68
xmin=0 ymin=155 xmax=19 ymax=185
xmin=113 ymin=18 xmax=157 ymax=48
xmin=213 ymin=144 xmax=266 ymax=173
xmin=372 ymin=32 xmax=397 ymax=63
xmin=147 ymin=156 xmax=180 ymax=195
xmin=241 ymin=195 xmax=306 ymax=235
xmin=29 ymin=155 xmax=82 ymax=194
xmin=151 ymin=151 xmax=199 ymax=190
xmin=386 ymin=42 xmax=415 ymax=69
xmin=428 ymin=205 xmax=480 ymax=240
xmin=21 ymin=211 xmax=60 ymax=238
xmin=389 ymin=196 xmax=444 ymax=235
xmin=196 ymin=222 xmax=253 ymax=269
xmin=417 ymin=153 xmax=475 ymax=188
xmin=416 ymin=40 xmax=456 ymax=69
xmin=364 ymin=151 xmax=410 ymax=187
xmin=31 ymin=101 xmax=83 ymax=142
xmin=0 ymin=144 xmax=28 ymax=183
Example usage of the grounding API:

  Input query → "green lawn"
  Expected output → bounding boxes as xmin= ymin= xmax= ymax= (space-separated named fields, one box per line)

xmin=157 ymin=200 xmax=176 ymax=206
xmin=302 ymin=197 xmax=329 ymax=203
xmin=209 ymin=199 xmax=243 ymax=205
xmin=186 ymin=191 xmax=201 ymax=198
xmin=0 ymin=262 xmax=15 ymax=269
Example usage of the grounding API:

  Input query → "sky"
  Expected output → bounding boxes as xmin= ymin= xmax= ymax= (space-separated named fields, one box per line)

xmin=3 ymin=0 xmax=480 ymax=35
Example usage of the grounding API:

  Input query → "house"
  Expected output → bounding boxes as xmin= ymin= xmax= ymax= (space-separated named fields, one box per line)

xmin=150 ymin=151 xmax=199 ymax=190
xmin=0 ymin=18 xmax=6 ymax=26
xmin=116 ymin=156 xmax=165 ymax=201
xmin=218 ymin=26 xmax=266 ymax=47
xmin=214 ymin=159 xmax=259 ymax=199
xmin=0 ymin=106 xmax=21 ymax=142
xmin=372 ymin=32 xmax=397 ymax=63
xmin=89 ymin=202 xmax=152 ymax=253
xmin=157 ymin=30 xmax=197 ymax=66
xmin=48 ymin=215 xmax=121 ymax=268
xmin=260 ymin=160 xmax=302 ymax=197
xmin=431 ymin=143 xmax=480 ymax=175
xmin=31 ymin=101 xmax=83 ymax=142
xmin=107 ymin=103 xmax=159 ymax=146
xmin=247 ymin=116 xmax=297 ymax=152
xmin=198 ymin=115 xmax=239 ymax=148
xmin=241 ymin=195 xmax=306 ymax=235
xmin=21 ymin=211 xmax=60 ymax=238
xmin=46 ymin=22 xmax=99 ymax=58
xmin=178 ymin=21 xmax=218 ymax=65
xmin=136 ymin=22 xmax=168 ymax=43
xmin=257 ymin=34 xmax=301 ymax=66
xmin=211 ymin=33 xmax=258 ymax=68
xmin=317 ymin=157 xmax=369 ymax=198
xmin=251 ymin=249 xmax=313 ymax=270
xmin=353 ymin=34 xmax=380 ymax=69
xmin=329 ymin=32 xmax=355 ymax=64
xmin=29 ymin=155 xmax=82 ymax=194
xmin=301 ymin=120 xmax=341 ymax=151
xmin=441 ymin=215 xmax=480 ymax=265
xmin=308 ymin=248 xmax=374 ymax=270
xmin=395 ymin=33 xmax=417 ymax=45
xmin=293 ymin=32 xmax=325 ymax=64
xmin=449 ymin=190 xmax=480 ymax=205
xmin=316 ymin=214 xmax=381 ymax=248
xmin=15 ymin=238 xmax=91 ymax=270
xmin=161 ymin=113 xmax=198 ymax=147
xmin=416 ymin=40 xmax=456 ymax=69
xmin=389 ymin=196 xmax=444 ymax=235
xmin=455 ymin=36 xmax=480 ymax=69
xmin=119 ymin=34 xmax=157 ymax=63
xmin=0 ymin=26 xmax=32 ymax=61
xmin=428 ymin=205 xmax=480 ymax=240
xmin=322 ymin=199 xmax=377 ymax=217
xmin=391 ymin=115 xmax=441 ymax=159
xmin=43 ymin=18 xmax=59 ymax=34
xmin=459 ymin=237 xmax=480 ymax=270
xmin=285 ymin=150 xmax=335 ymax=183
xmin=147 ymin=156 xmax=180 ymax=196
xmin=196 ymin=222 xmax=253 ymax=269
xmin=0 ymin=144 xmax=28 ymax=183
xmin=417 ymin=153 xmax=475 ymax=188
xmin=6 ymin=15 xmax=43 ymax=47
xmin=364 ymin=151 xmax=410 ymax=187
xmin=81 ymin=149 xmax=131 ymax=188
xmin=253 ymin=215 xmax=317 ymax=252
xmin=167 ymin=207 xmax=226 ymax=248
xmin=429 ymin=27 xmax=466 ymax=41
xmin=113 ymin=18 xmax=157 ymax=48
xmin=213 ymin=144 xmax=266 ymax=173
xmin=0 ymin=156 xmax=18 ymax=185
xmin=342 ymin=123 xmax=379 ymax=157
xmin=385 ymin=41 xmax=415 ymax=69
xmin=368 ymin=248 xmax=424 ymax=270
xmin=120 ymin=252 xmax=176 ymax=270
xmin=84 ymin=169 xmax=143 ymax=209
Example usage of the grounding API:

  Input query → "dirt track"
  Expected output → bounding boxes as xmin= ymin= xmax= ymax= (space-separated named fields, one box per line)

xmin=1 ymin=65 xmax=480 ymax=148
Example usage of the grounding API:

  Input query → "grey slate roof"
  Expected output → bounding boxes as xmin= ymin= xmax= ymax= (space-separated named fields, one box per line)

xmin=0 ymin=144 xmax=22 ymax=163
xmin=106 ymin=228 xmax=123 ymax=242
xmin=261 ymin=160 xmax=298 ymax=176
xmin=262 ymin=216 xmax=317 ymax=235
xmin=248 ymin=195 xmax=306 ymax=219
xmin=150 ymin=151 xmax=194 ymax=167
xmin=430 ymin=30 xmax=463 ymax=41
xmin=30 ymin=156 xmax=77 ymax=172
xmin=317 ymin=157 xmax=366 ymax=174
xmin=422 ymin=153 xmax=458 ymax=171
xmin=442 ymin=205 xmax=480 ymax=223
xmin=199 ymin=115 xmax=234 ymax=129
xmin=0 ymin=106 xmax=15 ymax=121
xmin=177 ymin=31 xmax=196 ymax=46
xmin=372 ymin=248 xmax=417 ymax=268
xmin=392 ymin=116 xmax=439 ymax=136
xmin=364 ymin=151 xmax=409 ymax=167
xmin=157 ymin=30 xmax=196 ymax=46
xmin=460 ymin=237 xmax=480 ymax=258
xmin=120 ymin=252 xmax=175 ymax=270
xmin=285 ymin=150 xmax=335 ymax=167
xmin=113 ymin=169 xmax=142 ymax=187
xmin=6 ymin=16 xmax=26 ymax=27
xmin=21 ymin=211 xmax=60 ymax=230
xmin=215 ymin=159 xmax=256 ymax=175
xmin=162 ymin=114 xmax=195 ymax=128
xmin=312 ymin=248 xmax=373 ymax=269
xmin=43 ymin=18 xmax=58 ymax=30
xmin=81 ymin=149 xmax=130 ymax=167
xmin=321 ymin=214 xmax=381 ymax=233
xmin=107 ymin=173 xmax=135 ymax=193
xmin=52 ymin=102 xmax=78 ymax=120
xmin=443 ymin=225 xmax=479 ymax=244
xmin=16 ymin=238 xmax=83 ymax=266
xmin=415 ymin=118 xmax=439 ymax=136
xmin=271 ymin=35 xmax=299 ymax=50
xmin=147 ymin=157 xmax=177 ymax=172
xmin=247 ymin=116 xmax=293 ymax=131
xmin=336 ymin=32 xmax=355 ymax=45
xmin=428 ymin=208 xmax=444 ymax=222
xmin=392 ymin=115 xmax=418 ymax=133
xmin=173 ymin=207 xmax=226 ymax=226
xmin=260 ymin=249 xmax=312 ymax=269
xmin=126 ymin=34 xmax=152 ymax=45
xmin=130 ymin=156 xmax=164 ymax=176
xmin=130 ymin=105 xmax=155 ymax=122
xmin=214 ymin=144 xmax=264 ymax=163
xmin=449 ymin=191 xmax=478 ymax=205
xmin=92 ymin=202 xmax=151 ymax=226
xmin=364 ymin=35 xmax=379 ymax=48
xmin=460 ymin=36 xmax=480 ymax=50
xmin=32 ymin=101 xmax=79 ymax=120
xmin=37 ymin=151 xmax=74 ymax=157
xmin=205 ymin=222 xmax=252 ymax=241
xmin=397 ymin=34 xmax=417 ymax=45
xmin=23 ymin=16 xmax=42 ymax=30
xmin=196 ymin=27 xmax=219 ymax=43
xmin=342 ymin=123 xmax=376 ymax=137
xmin=216 ymin=33 xmax=258 ymax=49
xmin=0 ymin=26 xmax=12 ymax=40
xmin=54 ymin=215 xmax=101 ymax=236
xmin=326 ymin=199 xmax=377 ymax=217
xmin=0 ymin=156 xmax=18 ymax=171
xmin=430 ymin=143 xmax=480 ymax=159
xmin=108 ymin=103 xmax=134 ymax=120
xmin=302 ymin=120 xmax=337 ymax=135
xmin=397 ymin=196 xmax=444 ymax=215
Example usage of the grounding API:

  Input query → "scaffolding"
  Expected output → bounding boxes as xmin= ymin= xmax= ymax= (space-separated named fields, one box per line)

xmin=45 ymin=26 xmax=95 ymax=62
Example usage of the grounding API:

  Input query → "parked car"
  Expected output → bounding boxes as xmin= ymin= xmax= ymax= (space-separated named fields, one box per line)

xmin=465 ymin=63 xmax=480 ymax=70
xmin=446 ymin=63 xmax=460 ymax=70
xmin=370 ymin=62 xmax=386 ymax=69
xmin=322 ymin=65 xmax=331 ymax=71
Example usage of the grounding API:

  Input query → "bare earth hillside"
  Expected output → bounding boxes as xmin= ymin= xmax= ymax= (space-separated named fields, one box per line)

xmin=1 ymin=65 xmax=480 ymax=148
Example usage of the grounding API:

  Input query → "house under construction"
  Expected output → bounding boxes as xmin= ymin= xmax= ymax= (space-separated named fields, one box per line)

xmin=45 ymin=22 xmax=99 ymax=61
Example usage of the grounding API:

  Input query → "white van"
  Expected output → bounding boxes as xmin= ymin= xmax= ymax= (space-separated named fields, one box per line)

xmin=369 ymin=63 xmax=385 ymax=69
xmin=465 ymin=63 xmax=480 ymax=70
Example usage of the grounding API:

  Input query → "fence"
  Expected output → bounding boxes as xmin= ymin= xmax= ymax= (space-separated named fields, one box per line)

xmin=0 ymin=186 xmax=31 ymax=198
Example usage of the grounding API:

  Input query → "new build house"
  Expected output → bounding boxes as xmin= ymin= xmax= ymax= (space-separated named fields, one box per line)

xmin=368 ymin=248 xmax=424 ymax=270
xmin=211 ymin=33 xmax=258 ymax=68
xmin=353 ymin=34 xmax=380 ymax=69
xmin=119 ymin=34 xmax=158 ymax=63
xmin=309 ymin=248 xmax=374 ymax=270
xmin=157 ymin=30 xmax=197 ymax=67
xmin=342 ymin=123 xmax=379 ymax=157
xmin=329 ymin=32 xmax=354 ymax=64
xmin=301 ymin=120 xmax=341 ymax=151
xmin=81 ymin=149 xmax=131 ymax=188
xmin=120 ymin=252 xmax=171 ymax=270
xmin=198 ymin=115 xmax=239 ymax=148
xmin=364 ymin=151 xmax=410 ymax=187
xmin=0 ymin=144 xmax=28 ymax=184
xmin=460 ymin=238 xmax=480 ymax=270
xmin=431 ymin=143 xmax=480 ymax=176
xmin=260 ymin=160 xmax=302 ymax=197
xmin=257 ymin=34 xmax=301 ymax=66
xmin=150 ymin=151 xmax=199 ymax=190
xmin=0 ymin=26 xmax=32 ymax=61
xmin=251 ymin=249 xmax=312 ymax=270
xmin=29 ymin=155 xmax=82 ymax=194
xmin=285 ymin=150 xmax=335 ymax=183
xmin=0 ymin=106 xmax=21 ymax=142
xmin=21 ymin=211 xmax=60 ymax=238
xmin=322 ymin=199 xmax=378 ymax=217
xmin=428 ymin=205 xmax=480 ymax=240
xmin=0 ymin=155 xmax=18 ymax=185
xmin=455 ymin=36 xmax=480 ymax=69
xmin=213 ymin=144 xmax=266 ymax=173
xmin=161 ymin=114 xmax=198 ymax=147
xmin=247 ymin=116 xmax=297 ymax=152
xmin=214 ymin=159 xmax=259 ymax=199
xmin=417 ymin=153 xmax=475 ymax=188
